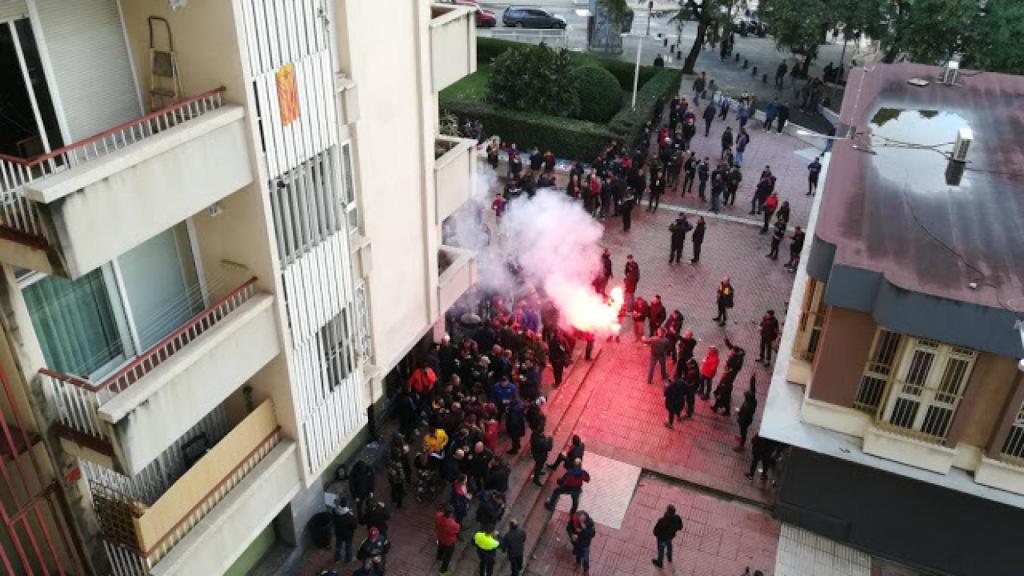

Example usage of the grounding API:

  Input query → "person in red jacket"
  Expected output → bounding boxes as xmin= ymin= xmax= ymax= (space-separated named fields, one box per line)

xmin=699 ymin=346 xmax=720 ymax=400
xmin=544 ymin=458 xmax=590 ymax=515
xmin=760 ymin=191 xmax=779 ymax=233
xmin=435 ymin=505 xmax=461 ymax=575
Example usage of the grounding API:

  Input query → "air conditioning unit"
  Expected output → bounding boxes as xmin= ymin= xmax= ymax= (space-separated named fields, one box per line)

xmin=941 ymin=60 xmax=960 ymax=85
xmin=952 ymin=127 xmax=972 ymax=162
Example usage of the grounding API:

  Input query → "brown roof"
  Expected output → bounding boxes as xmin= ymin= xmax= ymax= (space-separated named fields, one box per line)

xmin=819 ymin=63 xmax=1024 ymax=312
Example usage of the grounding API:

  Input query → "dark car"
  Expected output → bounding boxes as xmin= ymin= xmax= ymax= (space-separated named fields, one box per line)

xmin=502 ymin=6 xmax=567 ymax=29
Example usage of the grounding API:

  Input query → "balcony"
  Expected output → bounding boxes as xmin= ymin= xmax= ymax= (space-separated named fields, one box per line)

xmin=44 ymin=278 xmax=281 ymax=475
xmin=434 ymin=136 xmax=476 ymax=224
xmin=0 ymin=88 xmax=254 ymax=279
xmin=430 ymin=4 xmax=477 ymax=93
xmin=94 ymin=400 xmax=302 ymax=575
xmin=438 ymin=245 xmax=477 ymax=313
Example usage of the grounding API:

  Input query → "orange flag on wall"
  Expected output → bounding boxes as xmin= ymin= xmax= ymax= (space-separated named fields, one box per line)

xmin=276 ymin=64 xmax=301 ymax=126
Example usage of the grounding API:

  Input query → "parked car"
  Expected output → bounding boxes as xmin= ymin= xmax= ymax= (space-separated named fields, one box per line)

xmin=502 ymin=6 xmax=567 ymax=29
xmin=451 ymin=0 xmax=497 ymax=27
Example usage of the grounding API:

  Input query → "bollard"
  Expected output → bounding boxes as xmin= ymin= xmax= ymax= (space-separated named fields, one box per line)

xmin=743 ymin=59 xmax=749 ymax=69
xmin=762 ymin=73 xmax=769 ymax=83
xmin=752 ymin=65 xmax=758 ymax=77
xmin=663 ymin=38 xmax=668 ymax=47
xmin=734 ymin=53 xmax=740 ymax=62
xmin=676 ymin=50 xmax=682 ymax=59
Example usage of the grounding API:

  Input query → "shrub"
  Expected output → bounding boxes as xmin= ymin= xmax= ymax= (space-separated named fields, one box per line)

xmin=474 ymin=36 xmax=658 ymax=89
xmin=607 ymin=68 xmax=682 ymax=146
xmin=487 ymin=44 xmax=579 ymax=118
xmin=443 ymin=100 xmax=616 ymax=161
xmin=568 ymin=66 xmax=622 ymax=122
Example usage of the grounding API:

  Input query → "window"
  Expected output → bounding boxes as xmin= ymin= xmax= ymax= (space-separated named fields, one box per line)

xmin=853 ymin=329 xmax=902 ymax=413
xmin=1001 ymin=401 xmax=1024 ymax=462
xmin=880 ymin=338 xmax=976 ymax=441
xmin=270 ymin=148 xmax=345 ymax=266
xmin=319 ymin=310 xmax=353 ymax=392
xmin=354 ymin=282 xmax=372 ymax=363
xmin=23 ymin=224 xmax=204 ymax=379
xmin=340 ymin=141 xmax=359 ymax=234
xmin=795 ymin=279 xmax=826 ymax=362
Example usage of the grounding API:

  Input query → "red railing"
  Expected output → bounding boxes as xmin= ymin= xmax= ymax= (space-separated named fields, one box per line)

xmin=42 ymin=277 xmax=258 ymax=440
xmin=0 ymin=87 xmax=226 ymax=239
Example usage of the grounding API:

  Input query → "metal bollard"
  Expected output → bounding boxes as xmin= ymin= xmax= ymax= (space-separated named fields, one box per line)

xmin=743 ymin=59 xmax=749 ymax=69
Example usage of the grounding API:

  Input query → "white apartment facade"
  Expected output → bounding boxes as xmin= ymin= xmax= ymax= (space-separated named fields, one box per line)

xmin=0 ymin=1 xmax=477 ymax=574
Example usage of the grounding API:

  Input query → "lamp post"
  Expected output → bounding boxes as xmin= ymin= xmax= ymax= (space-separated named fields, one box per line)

xmin=622 ymin=32 xmax=645 ymax=110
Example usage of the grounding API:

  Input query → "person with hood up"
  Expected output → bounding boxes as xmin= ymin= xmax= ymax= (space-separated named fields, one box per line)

xmin=544 ymin=458 xmax=590 ymax=514
xmin=651 ymin=504 xmax=684 ymax=568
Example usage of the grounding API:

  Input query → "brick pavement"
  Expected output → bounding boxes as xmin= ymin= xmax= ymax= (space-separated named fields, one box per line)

xmin=577 ymin=208 xmax=795 ymax=505
xmin=529 ymin=473 xmax=780 ymax=576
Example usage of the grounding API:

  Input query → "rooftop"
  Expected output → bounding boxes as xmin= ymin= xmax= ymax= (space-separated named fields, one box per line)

xmin=818 ymin=63 xmax=1024 ymax=314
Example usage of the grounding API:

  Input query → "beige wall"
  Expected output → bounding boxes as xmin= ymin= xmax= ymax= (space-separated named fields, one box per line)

xmin=341 ymin=0 xmax=440 ymax=374
xmin=808 ymin=306 xmax=876 ymax=406
xmin=946 ymin=353 xmax=1019 ymax=448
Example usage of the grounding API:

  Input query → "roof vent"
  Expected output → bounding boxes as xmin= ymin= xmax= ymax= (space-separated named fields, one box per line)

xmin=941 ymin=60 xmax=960 ymax=85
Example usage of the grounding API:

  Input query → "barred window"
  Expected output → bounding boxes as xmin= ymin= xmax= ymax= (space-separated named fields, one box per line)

xmin=270 ymin=148 xmax=344 ymax=267
xmin=319 ymin=309 xmax=353 ymax=392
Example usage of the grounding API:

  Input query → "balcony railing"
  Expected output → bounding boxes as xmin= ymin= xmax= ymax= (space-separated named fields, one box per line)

xmin=0 ymin=88 xmax=226 ymax=240
xmin=41 ymin=277 xmax=257 ymax=441
xmin=95 ymin=400 xmax=281 ymax=575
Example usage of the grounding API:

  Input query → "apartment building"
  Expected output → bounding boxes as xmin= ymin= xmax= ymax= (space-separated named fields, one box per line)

xmin=762 ymin=63 xmax=1024 ymax=576
xmin=0 ymin=1 xmax=478 ymax=574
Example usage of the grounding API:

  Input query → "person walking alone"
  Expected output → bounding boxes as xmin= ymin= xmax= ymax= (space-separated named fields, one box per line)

xmin=807 ymin=156 xmax=822 ymax=195
xmin=757 ymin=310 xmax=780 ymax=365
xmin=735 ymin=376 xmax=758 ymax=452
xmin=668 ymin=215 xmax=691 ymax=264
xmin=714 ymin=277 xmax=735 ymax=326
xmin=651 ymin=505 xmax=684 ymax=568
xmin=690 ymin=217 xmax=705 ymax=263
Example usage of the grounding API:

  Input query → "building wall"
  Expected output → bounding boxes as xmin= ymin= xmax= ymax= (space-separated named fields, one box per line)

xmin=341 ymin=0 xmax=439 ymax=377
xmin=947 ymin=353 xmax=1018 ymax=448
xmin=807 ymin=306 xmax=875 ymax=406
xmin=777 ymin=447 xmax=1022 ymax=576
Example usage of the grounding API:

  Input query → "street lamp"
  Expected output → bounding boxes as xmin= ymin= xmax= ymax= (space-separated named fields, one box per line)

xmin=621 ymin=32 xmax=646 ymax=110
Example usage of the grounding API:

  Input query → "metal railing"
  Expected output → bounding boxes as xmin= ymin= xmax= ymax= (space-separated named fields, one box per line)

xmin=484 ymin=28 xmax=569 ymax=50
xmin=0 ymin=87 xmax=226 ymax=240
xmin=881 ymin=379 xmax=962 ymax=442
xmin=41 ymin=277 xmax=257 ymax=441
xmin=1000 ymin=402 xmax=1024 ymax=465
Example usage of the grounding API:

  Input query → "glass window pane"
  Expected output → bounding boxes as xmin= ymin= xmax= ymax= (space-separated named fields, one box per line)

xmin=118 ymin=224 xmax=203 ymax=350
xmin=23 ymin=269 xmax=124 ymax=377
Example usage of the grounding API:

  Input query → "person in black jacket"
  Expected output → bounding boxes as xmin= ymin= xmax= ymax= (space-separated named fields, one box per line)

xmin=712 ymin=365 xmax=738 ymax=416
xmin=484 ymin=458 xmax=511 ymax=495
xmin=746 ymin=434 xmax=782 ymax=481
xmin=663 ymin=378 xmax=687 ymax=429
xmin=690 ymin=217 xmax=706 ymax=263
xmin=505 ymin=399 xmax=527 ymax=454
xmin=530 ymin=428 xmax=553 ymax=486
xmin=757 ymin=310 xmax=780 ymax=365
xmin=668 ymin=215 xmax=692 ymax=264
xmin=651 ymin=505 xmax=684 ymax=568
xmin=714 ymin=277 xmax=735 ymax=326
xmin=348 ymin=460 xmax=375 ymax=521
xmin=362 ymin=501 xmax=390 ymax=536
xmin=332 ymin=497 xmax=358 ymax=562
xmin=735 ymin=376 xmax=758 ymax=451
xmin=475 ymin=489 xmax=506 ymax=531
xmin=502 ymin=519 xmax=527 ymax=576
xmin=548 ymin=434 xmax=585 ymax=471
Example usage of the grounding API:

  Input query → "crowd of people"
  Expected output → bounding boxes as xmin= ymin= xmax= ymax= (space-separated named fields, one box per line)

xmin=320 ymin=60 xmax=826 ymax=576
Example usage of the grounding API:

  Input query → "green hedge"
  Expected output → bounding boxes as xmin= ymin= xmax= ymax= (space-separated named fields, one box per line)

xmin=442 ymin=100 xmax=617 ymax=161
xmin=476 ymin=36 xmax=659 ymax=89
xmin=608 ymin=68 xmax=682 ymax=147
xmin=568 ymin=65 xmax=622 ymax=122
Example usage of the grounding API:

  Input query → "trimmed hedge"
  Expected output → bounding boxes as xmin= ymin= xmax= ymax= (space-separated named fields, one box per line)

xmin=476 ymin=36 xmax=659 ymax=90
xmin=442 ymin=100 xmax=617 ymax=161
xmin=568 ymin=66 xmax=622 ymax=122
xmin=608 ymin=68 xmax=683 ymax=147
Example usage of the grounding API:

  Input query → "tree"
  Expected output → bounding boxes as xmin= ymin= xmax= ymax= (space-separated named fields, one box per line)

xmin=965 ymin=0 xmax=1024 ymax=74
xmin=881 ymin=0 xmax=978 ymax=64
xmin=758 ymin=0 xmax=835 ymax=74
xmin=487 ymin=44 xmax=579 ymax=118
xmin=670 ymin=0 xmax=726 ymax=74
